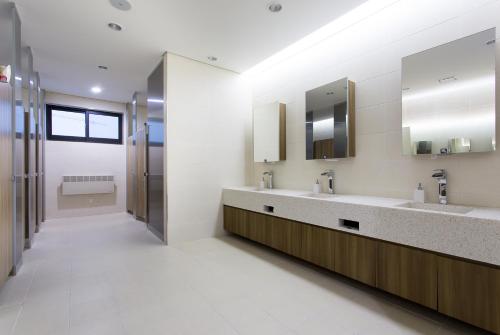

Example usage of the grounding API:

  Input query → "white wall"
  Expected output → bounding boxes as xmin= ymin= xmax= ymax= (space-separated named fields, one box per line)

xmin=250 ymin=0 xmax=500 ymax=208
xmin=44 ymin=92 xmax=127 ymax=219
xmin=165 ymin=54 xmax=252 ymax=244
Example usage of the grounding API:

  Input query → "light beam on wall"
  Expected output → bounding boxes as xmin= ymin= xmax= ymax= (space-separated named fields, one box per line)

xmin=242 ymin=0 xmax=400 ymax=78
xmin=147 ymin=98 xmax=164 ymax=104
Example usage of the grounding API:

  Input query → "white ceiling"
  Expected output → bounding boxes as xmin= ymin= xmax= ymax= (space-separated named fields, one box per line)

xmin=13 ymin=0 xmax=366 ymax=103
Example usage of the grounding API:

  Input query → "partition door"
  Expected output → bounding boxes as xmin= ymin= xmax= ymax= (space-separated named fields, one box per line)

xmin=136 ymin=127 xmax=146 ymax=220
xmin=146 ymin=61 xmax=164 ymax=241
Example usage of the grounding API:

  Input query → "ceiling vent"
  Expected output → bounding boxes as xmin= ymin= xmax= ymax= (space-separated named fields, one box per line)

xmin=268 ymin=2 xmax=282 ymax=13
xmin=110 ymin=0 xmax=131 ymax=11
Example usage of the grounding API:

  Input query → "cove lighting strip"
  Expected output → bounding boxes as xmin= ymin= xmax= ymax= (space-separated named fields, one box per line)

xmin=242 ymin=0 xmax=401 ymax=78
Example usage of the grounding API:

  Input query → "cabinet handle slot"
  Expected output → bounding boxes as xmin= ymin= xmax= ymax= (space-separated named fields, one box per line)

xmin=263 ymin=205 xmax=274 ymax=213
xmin=339 ymin=219 xmax=359 ymax=231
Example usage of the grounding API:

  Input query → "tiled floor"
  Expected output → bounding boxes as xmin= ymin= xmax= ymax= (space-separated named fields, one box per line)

xmin=0 ymin=213 xmax=487 ymax=335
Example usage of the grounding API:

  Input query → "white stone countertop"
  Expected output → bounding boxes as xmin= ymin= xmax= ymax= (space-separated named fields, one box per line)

xmin=222 ymin=186 xmax=500 ymax=267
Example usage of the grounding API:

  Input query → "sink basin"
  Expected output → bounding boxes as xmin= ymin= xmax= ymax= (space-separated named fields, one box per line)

xmin=247 ymin=187 xmax=270 ymax=192
xmin=396 ymin=202 xmax=473 ymax=214
xmin=299 ymin=192 xmax=337 ymax=199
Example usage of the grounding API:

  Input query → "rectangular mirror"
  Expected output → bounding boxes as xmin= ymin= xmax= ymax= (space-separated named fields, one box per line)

xmin=306 ymin=78 xmax=355 ymax=160
xmin=253 ymin=102 xmax=286 ymax=163
xmin=402 ymin=28 xmax=496 ymax=155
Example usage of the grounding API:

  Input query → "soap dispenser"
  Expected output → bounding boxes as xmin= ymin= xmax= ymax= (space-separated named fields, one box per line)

xmin=313 ymin=179 xmax=321 ymax=194
xmin=414 ymin=183 xmax=425 ymax=203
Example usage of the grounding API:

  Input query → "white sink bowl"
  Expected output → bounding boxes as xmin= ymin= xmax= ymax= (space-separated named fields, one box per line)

xmin=299 ymin=192 xmax=337 ymax=199
xmin=396 ymin=202 xmax=473 ymax=214
xmin=246 ymin=187 xmax=270 ymax=192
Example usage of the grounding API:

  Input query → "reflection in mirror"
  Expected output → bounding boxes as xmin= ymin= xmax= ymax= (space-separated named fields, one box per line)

xmin=306 ymin=78 xmax=355 ymax=159
xmin=402 ymin=28 xmax=496 ymax=155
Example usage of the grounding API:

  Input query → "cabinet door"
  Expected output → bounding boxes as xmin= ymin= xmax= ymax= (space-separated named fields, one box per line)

xmin=334 ymin=231 xmax=377 ymax=286
xmin=377 ymin=242 xmax=437 ymax=309
xmin=261 ymin=215 xmax=301 ymax=256
xmin=246 ymin=210 xmax=267 ymax=244
xmin=300 ymin=224 xmax=334 ymax=271
xmin=438 ymin=256 xmax=500 ymax=334
xmin=223 ymin=206 xmax=247 ymax=237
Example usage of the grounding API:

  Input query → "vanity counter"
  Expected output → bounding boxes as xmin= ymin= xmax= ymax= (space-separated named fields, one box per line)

xmin=223 ymin=186 xmax=500 ymax=266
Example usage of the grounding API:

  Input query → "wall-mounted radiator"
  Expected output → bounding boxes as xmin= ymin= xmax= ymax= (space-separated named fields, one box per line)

xmin=61 ymin=175 xmax=115 ymax=195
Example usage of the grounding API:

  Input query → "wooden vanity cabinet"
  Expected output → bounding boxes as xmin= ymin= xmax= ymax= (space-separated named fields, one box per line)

xmin=377 ymin=241 xmax=437 ymax=310
xmin=438 ymin=256 xmax=500 ymax=334
xmin=334 ymin=231 xmax=377 ymax=286
xmin=223 ymin=205 xmax=500 ymax=334
xmin=224 ymin=206 xmax=299 ymax=254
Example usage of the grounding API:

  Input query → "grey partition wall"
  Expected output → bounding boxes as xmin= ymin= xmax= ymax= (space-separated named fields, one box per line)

xmin=0 ymin=2 xmax=24 ymax=275
xmin=40 ymin=88 xmax=45 ymax=222
xmin=34 ymin=72 xmax=42 ymax=230
xmin=146 ymin=61 xmax=165 ymax=241
xmin=21 ymin=46 xmax=35 ymax=249
xmin=11 ymin=5 xmax=23 ymax=274
xmin=132 ymin=92 xmax=147 ymax=221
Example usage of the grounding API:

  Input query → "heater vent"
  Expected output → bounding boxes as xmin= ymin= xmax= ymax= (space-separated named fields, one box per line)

xmin=62 ymin=175 xmax=115 ymax=195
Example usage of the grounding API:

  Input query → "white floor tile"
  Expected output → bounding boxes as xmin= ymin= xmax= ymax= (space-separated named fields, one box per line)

xmin=0 ymin=212 xmax=488 ymax=335
xmin=0 ymin=305 xmax=22 ymax=335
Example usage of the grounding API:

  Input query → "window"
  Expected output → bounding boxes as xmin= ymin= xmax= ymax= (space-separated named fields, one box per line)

xmin=46 ymin=105 xmax=122 ymax=144
xmin=89 ymin=113 xmax=120 ymax=140
xmin=51 ymin=109 xmax=86 ymax=138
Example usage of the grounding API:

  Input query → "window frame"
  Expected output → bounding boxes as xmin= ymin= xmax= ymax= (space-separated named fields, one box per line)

xmin=46 ymin=104 xmax=123 ymax=145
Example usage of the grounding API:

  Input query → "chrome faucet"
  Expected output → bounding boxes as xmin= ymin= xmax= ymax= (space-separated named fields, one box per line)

xmin=321 ymin=170 xmax=335 ymax=194
xmin=432 ymin=169 xmax=447 ymax=205
xmin=263 ymin=171 xmax=273 ymax=189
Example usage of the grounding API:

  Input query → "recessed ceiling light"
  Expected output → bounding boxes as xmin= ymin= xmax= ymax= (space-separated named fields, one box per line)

xmin=109 ymin=0 xmax=131 ymax=11
xmin=107 ymin=22 xmax=123 ymax=31
xmin=268 ymin=2 xmax=282 ymax=13
xmin=98 ymin=65 xmax=108 ymax=70
xmin=91 ymin=86 xmax=102 ymax=94
xmin=207 ymin=56 xmax=218 ymax=62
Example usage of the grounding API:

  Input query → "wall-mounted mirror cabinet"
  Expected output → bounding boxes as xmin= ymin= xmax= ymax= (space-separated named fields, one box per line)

xmin=402 ymin=28 xmax=496 ymax=155
xmin=306 ymin=78 xmax=355 ymax=160
xmin=253 ymin=102 xmax=286 ymax=163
